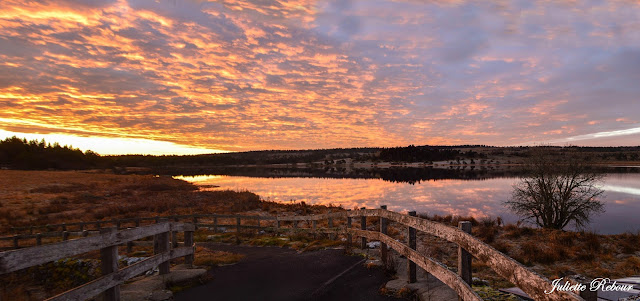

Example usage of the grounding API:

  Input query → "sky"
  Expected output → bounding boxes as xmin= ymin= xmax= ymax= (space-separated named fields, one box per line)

xmin=1 ymin=0 xmax=639 ymax=155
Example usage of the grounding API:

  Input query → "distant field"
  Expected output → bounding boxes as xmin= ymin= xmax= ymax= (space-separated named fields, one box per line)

xmin=0 ymin=170 xmax=267 ymax=233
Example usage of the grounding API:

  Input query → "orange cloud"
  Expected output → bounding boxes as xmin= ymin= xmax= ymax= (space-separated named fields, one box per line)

xmin=2 ymin=0 xmax=640 ymax=153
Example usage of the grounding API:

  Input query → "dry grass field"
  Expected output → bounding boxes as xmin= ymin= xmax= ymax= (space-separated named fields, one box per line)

xmin=0 ymin=170 xmax=332 ymax=234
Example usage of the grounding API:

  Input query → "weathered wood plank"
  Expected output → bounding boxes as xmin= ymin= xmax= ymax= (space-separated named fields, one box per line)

xmin=458 ymin=221 xmax=472 ymax=291
xmin=171 ymin=222 xmax=195 ymax=232
xmin=374 ymin=209 xmax=583 ymax=301
xmin=0 ymin=223 xmax=171 ymax=274
xmin=346 ymin=209 xmax=352 ymax=248
xmin=195 ymin=223 xmax=262 ymax=229
xmin=350 ymin=228 xmax=482 ymax=301
xmin=171 ymin=231 xmax=178 ymax=249
xmin=380 ymin=206 xmax=388 ymax=267
xmin=45 ymin=247 xmax=192 ymax=301
xmin=100 ymin=228 xmax=120 ymax=301
xmin=360 ymin=207 xmax=367 ymax=249
xmin=153 ymin=227 xmax=170 ymax=275
xmin=407 ymin=211 xmax=417 ymax=283
xmin=184 ymin=231 xmax=194 ymax=266
xmin=275 ymin=211 xmax=347 ymax=221
xmin=205 ymin=214 xmax=267 ymax=220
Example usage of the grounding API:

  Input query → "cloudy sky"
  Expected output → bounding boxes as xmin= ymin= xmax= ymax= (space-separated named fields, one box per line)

xmin=1 ymin=0 xmax=639 ymax=154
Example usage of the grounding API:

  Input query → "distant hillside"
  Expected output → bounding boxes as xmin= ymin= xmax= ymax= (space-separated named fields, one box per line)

xmin=2 ymin=136 xmax=639 ymax=171
xmin=105 ymin=147 xmax=381 ymax=167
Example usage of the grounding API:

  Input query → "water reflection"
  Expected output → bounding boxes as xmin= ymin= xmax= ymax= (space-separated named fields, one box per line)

xmin=175 ymin=173 xmax=640 ymax=234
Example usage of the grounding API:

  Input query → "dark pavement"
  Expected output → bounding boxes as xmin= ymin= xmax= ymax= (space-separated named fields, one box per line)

xmin=175 ymin=243 xmax=405 ymax=301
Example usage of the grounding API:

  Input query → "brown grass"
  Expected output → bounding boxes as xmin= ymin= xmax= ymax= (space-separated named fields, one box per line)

xmin=407 ymin=215 xmax=640 ymax=289
xmin=193 ymin=247 xmax=245 ymax=267
xmin=0 ymin=170 xmax=342 ymax=235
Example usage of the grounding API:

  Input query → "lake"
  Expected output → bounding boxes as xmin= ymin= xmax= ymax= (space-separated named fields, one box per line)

xmin=175 ymin=170 xmax=640 ymax=234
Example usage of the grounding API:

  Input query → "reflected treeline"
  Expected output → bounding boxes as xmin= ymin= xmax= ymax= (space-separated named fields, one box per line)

xmin=159 ymin=165 xmax=640 ymax=184
xmin=159 ymin=166 xmax=531 ymax=184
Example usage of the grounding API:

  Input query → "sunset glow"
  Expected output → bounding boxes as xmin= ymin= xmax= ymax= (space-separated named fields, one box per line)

xmin=2 ymin=0 xmax=640 ymax=154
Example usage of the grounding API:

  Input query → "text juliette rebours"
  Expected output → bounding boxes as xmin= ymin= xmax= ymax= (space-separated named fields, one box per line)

xmin=545 ymin=278 xmax=634 ymax=294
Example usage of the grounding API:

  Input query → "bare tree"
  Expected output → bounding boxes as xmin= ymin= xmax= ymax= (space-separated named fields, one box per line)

xmin=505 ymin=148 xmax=605 ymax=230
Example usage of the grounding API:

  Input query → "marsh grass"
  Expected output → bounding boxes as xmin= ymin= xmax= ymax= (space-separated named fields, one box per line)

xmin=193 ymin=247 xmax=245 ymax=267
xmin=414 ymin=213 xmax=640 ymax=289
xmin=0 ymin=170 xmax=326 ymax=234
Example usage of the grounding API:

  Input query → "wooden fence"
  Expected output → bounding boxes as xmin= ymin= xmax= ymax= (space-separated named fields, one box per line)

xmin=0 ymin=208 xmax=590 ymax=301
xmin=275 ymin=207 xmax=587 ymax=301
xmin=0 ymin=220 xmax=195 ymax=301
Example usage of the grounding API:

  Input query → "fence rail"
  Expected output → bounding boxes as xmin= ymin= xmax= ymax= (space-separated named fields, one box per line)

xmin=0 ymin=220 xmax=195 ymax=301
xmin=0 ymin=209 xmax=590 ymax=301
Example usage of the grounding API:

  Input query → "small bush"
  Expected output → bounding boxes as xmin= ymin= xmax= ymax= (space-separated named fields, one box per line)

xmin=491 ymin=240 xmax=512 ymax=254
xmin=618 ymin=233 xmax=640 ymax=254
xmin=580 ymin=231 xmax=601 ymax=253
xmin=516 ymin=241 xmax=563 ymax=265
xmin=476 ymin=225 xmax=499 ymax=243
xmin=616 ymin=256 xmax=640 ymax=275
xmin=549 ymin=230 xmax=575 ymax=247
xmin=503 ymin=225 xmax=535 ymax=239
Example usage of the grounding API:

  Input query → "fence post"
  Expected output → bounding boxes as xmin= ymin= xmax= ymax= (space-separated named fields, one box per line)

xmin=29 ymin=226 xmax=34 ymax=235
xmin=154 ymin=219 xmax=170 ymax=275
xmin=360 ymin=207 xmax=367 ymax=249
xmin=172 ymin=231 xmax=178 ymax=249
xmin=185 ymin=229 xmax=194 ymax=266
xmin=100 ymin=227 xmax=120 ymax=301
xmin=275 ymin=216 xmax=280 ymax=236
xmin=171 ymin=218 xmax=179 ymax=249
xmin=380 ymin=205 xmax=388 ymax=267
xmin=312 ymin=220 xmax=317 ymax=240
xmin=135 ymin=218 xmax=140 ymax=228
xmin=116 ymin=220 xmax=121 ymax=230
xmin=328 ymin=212 xmax=334 ymax=240
xmin=458 ymin=221 xmax=472 ymax=301
xmin=408 ymin=211 xmax=417 ymax=283
xmin=192 ymin=216 xmax=198 ymax=230
xmin=184 ymin=231 xmax=196 ymax=266
xmin=127 ymin=241 xmax=134 ymax=253
xmin=327 ymin=210 xmax=336 ymax=240
xmin=96 ymin=222 xmax=101 ymax=230
xmin=36 ymin=233 xmax=42 ymax=246
xmin=79 ymin=223 xmax=85 ymax=231
xmin=62 ymin=231 xmax=69 ymax=241
xmin=213 ymin=217 xmax=218 ymax=233
xmin=236 ymin=217 xmax=241 ymax=244
xmin=13 ymin=235 xmax=18 ymax=248
xmin=346 ymin=209 xmax=352 ymax=248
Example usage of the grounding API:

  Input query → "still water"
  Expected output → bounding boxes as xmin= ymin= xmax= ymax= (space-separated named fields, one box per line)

xmin=175 ymin=172 xmax=640 ymax=234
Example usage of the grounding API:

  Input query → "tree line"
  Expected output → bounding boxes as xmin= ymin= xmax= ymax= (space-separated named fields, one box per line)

xmin=1 ymin=136 xmax=639 ymax=171
xmin=0 ymin=137 xmax=101 ymax=170
xmin=378 ymin=145 xmax=487 ymax=162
